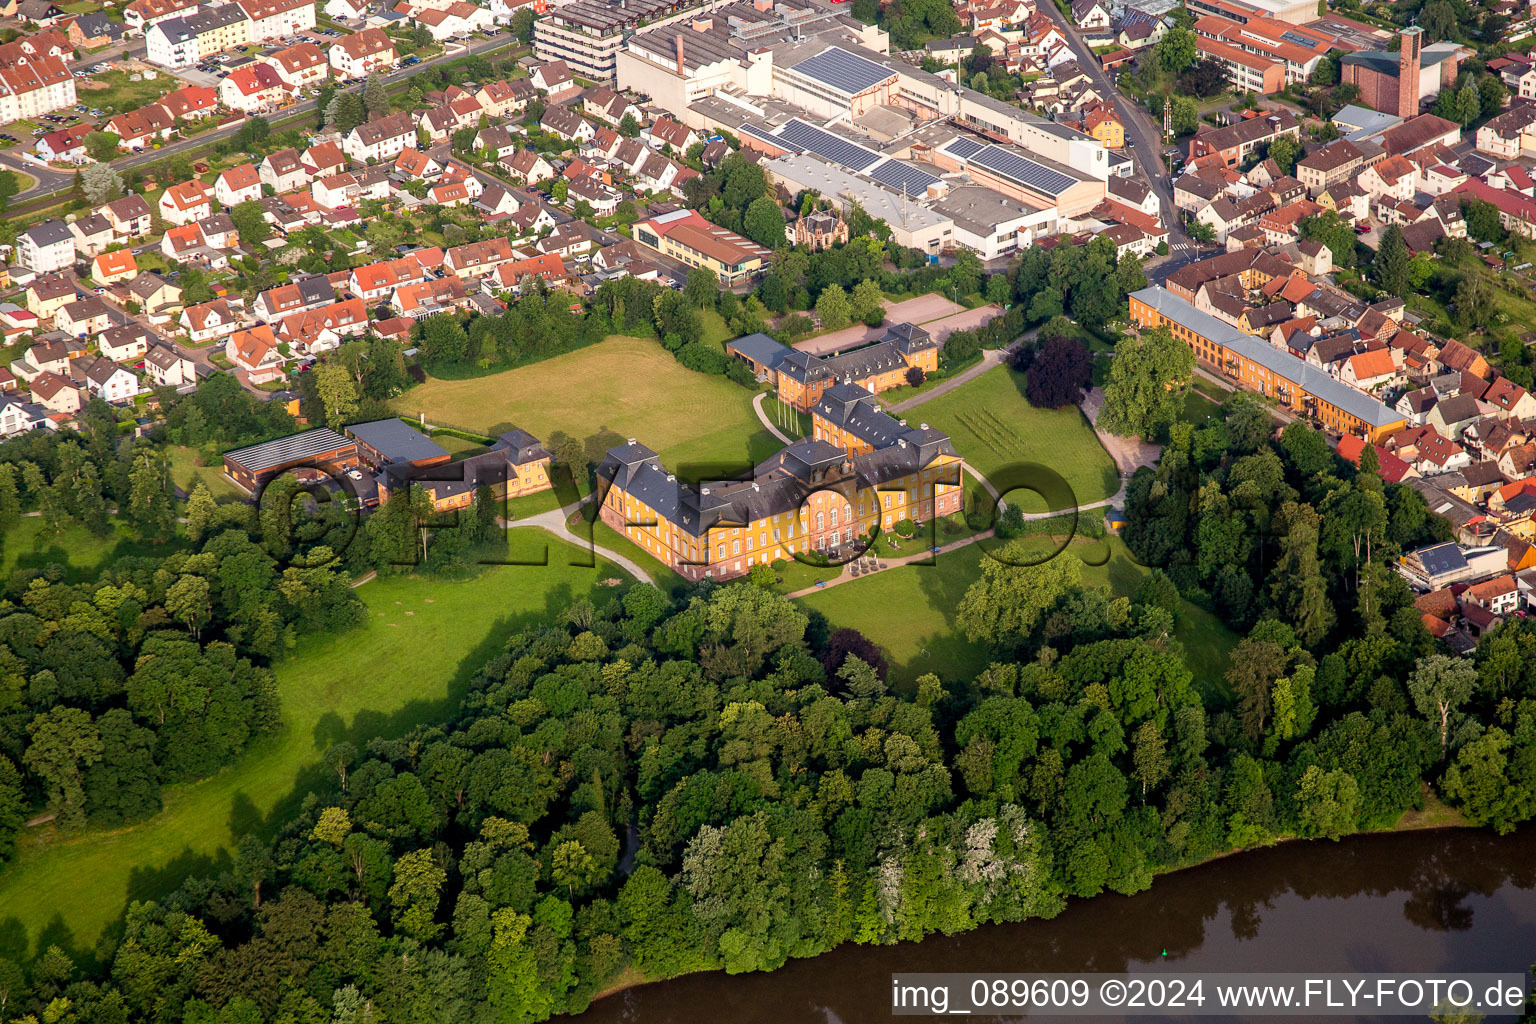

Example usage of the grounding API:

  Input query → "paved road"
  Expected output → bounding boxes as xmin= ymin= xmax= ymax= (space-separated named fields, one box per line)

xmin=752 ymin=391 xmax=796 ymax=444
xmin=6 ymin=33 xmax=517 ymax=199
xmin=1033 ymin=0 xmax=1187 ymax=245
xmin=509 ymin=502 xmax=654 ymax=584
xmin=886 ymin=331 xmax=1033 ymax=414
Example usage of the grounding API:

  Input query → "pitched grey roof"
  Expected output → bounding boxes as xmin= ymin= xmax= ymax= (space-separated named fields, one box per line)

xmin=23 ymin=219 xmax=74 ymax=247
xmin=1131 ymin=286 xmax=1403 ymax=427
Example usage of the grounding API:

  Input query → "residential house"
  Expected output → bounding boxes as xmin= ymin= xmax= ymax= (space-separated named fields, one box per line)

xmin=584 ymin=86 xmax=640 ymax=126
xmin=75 ymin=356 xmax=140 ymax=404
xmin=260 ymin=148 xmax=311 ymax=193
xmin=17 ymin=219 xmax=75 ymax=273
xmin=0 ymin=53 xmax=74 ymax=125
xmin=267 ymin=40 xmax=329 ymax=89
xmin=541 ymin=104 xmax=594 ymax=143
xmin=236 ymin=0 xmax=316 ymax=44
xmin=474 ymin=183 xmax=520 ymax=218
xmin=127 ymin=272 xmax=182 ymax=323
xmin=443 ymin=236 xmax=515 ymax=279
xmin=343 ymin=110 xmax=416 ymax=163
xmin=1357 ymin=153 xmax=1417 ymax=201
xmin=1071 ymin=0 xmax=1111 ymax=32
xmin=302 ymin=140 xmax=347 ymax=178
xmin=181 ymin=298 xmax=240 ymax=343
xmin=226 ymin=325 xmax=285 ymax=384
xmin=1340 ymin=348 xmax=1400 ymax=391
xmin=348 ymin=249 xmax=441 ymax=303
xmin=277 ymin=297 xmax=368 ymax=353
xmin=530 ymin=58 xmax=575 ymax=98
xmin=254 ymin=274 xmax=334 ymax=322
xmin=103 ymin=102 xmax=175 ymax=151
xmin=35 ymin=120 xmax=92 ymax=163
xmin=67 ymin=213 xmax=112 ymax=257
xmin=55 ymin=295 xmax=113 ymax=337
xmin=103 ymin=194 xmax=153 ymax=239
xmin=0 ymin=396 xmax=46 ymax=437
xmin=97 ymin=322 xmax=150 ymax=361
xmin=123 ymin=0 xmax=198 ymax=34
xmin=330 ymin=26 xmax=396 ymax=78
xmin=12 ymin=337 xmax=70 ymax=380
xmin=158 ymin=179 xmax=214 ymax=225
xmin=158 ymin=83 xmax=218 ymax=120
xmin=90 ymin=249 xmax=138 ymax=285
xmin=474 ymin=125 xmax=518 ymax=161
xmin=29 ymin=370 xmax=80 ymax=414
xmin=474 ymin=77 xmax=532 ymax=118
xmin=1187 ymin=111 xmax=1300 ymax=167
xmin=1483 ymin=376 xmax=1536 ymax=420
xmin=501 ymin=148 xmax=553 ymax=184
xmin=394 ymin=146 xmax=443 ymax=179
xmin=25 ymin=271 xmax=75 ymax=320
xmin=393 ymin=276 xmax=468 ymax=318
xmin=644 ymin=116 xmax=697 ymax=153
xmin=219 ymin=62 xmax=287 ymax=113
xmin=145 ymin=343 xmax=195 ymax=387
xmin=64 ymin=11 xmax=125 ymax=48
xmin=215 ymin=162 xmax=264 ymax=207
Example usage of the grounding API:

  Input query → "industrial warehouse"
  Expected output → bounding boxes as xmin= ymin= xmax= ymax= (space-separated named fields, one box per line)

xmin=613 ymin=2 xmax=1148 ymax=259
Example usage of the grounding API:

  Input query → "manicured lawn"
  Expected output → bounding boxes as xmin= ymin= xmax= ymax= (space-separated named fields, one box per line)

xmin=592 ymin=519 xmax=685 ymax=595
xmin=392 ymin=336 xmax=777 ymax=471
xmin=800 ymin=532 xmax=1238 ymax=695
xmin=906 ymin=365 xmax=1120 ymax=514
xmin=799 ymin=542 xmax=994 ymax=689
xmin=0 ymin=516 xmax=183 ymax=581
xmin=0 ymin=533 xmax=625 ymax=957
xmin=1180 ymin=389 xmax=1225 ymax=427
xmin=167 ymin=445 xmax=244 ymax=501
xmin=433 ymin=433 xmax=491 ymax=458
xmin=699 ymin=309 xmax=732 ymax=350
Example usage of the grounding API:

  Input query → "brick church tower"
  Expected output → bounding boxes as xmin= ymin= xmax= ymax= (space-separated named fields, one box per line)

xmin=1398 ymin=26 xmax=1422 ymax=119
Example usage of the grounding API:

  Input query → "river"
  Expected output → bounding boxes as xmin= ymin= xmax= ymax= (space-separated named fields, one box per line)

xmin=572 ymin=827 xmax=1536 ymax=1022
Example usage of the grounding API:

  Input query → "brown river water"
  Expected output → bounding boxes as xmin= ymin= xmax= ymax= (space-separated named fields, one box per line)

xmin=571 ymin=826 xmax=1536 ymax=1023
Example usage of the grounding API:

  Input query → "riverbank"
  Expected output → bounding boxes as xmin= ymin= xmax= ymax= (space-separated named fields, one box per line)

xmin=580 ymin=792 xmax=1476 ymax=1012
xmin=573 ymin=823 xmax=1536 ymax=1024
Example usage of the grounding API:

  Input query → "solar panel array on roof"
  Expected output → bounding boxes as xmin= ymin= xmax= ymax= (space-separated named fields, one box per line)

xmin=789 ymin=46 xmax=894 ymax=96
xmin=777 ymin=119 xmax=881 ymax=172
xmin=224 ymin=428 xmax=352 ymax=473
xmin=1279 ymin=30 xmax=1315 ymax=46
xmin=741 ymin=122 xmax=797 ymax=150
xmin=866 ymin=158 xmax=941 ymax=196
xmin=969 ymin=145 xmax=1077 ymax=196
xmin=944 ymin=137 xmax=985 ymax=159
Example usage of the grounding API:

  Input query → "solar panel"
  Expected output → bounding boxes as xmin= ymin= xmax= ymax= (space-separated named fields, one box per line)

xmin=866 ymin=158 xmax=942 ymax=196
xmin=789 ymin=46 xmax=894 ymax=96
xmin=777 ymin=119 xmax=882 ymax=172
xmin=944 ymin=137 xmax=985 ymax=159
xmin=969 ymin=145 xmax=1076 ymax=196
xmin=1279 ymin=30 xmax=1314 ymax=46
xmin=741 ymin=122 xmax=798 ymax=150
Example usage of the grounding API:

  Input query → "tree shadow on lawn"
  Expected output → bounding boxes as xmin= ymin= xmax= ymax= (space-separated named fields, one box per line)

xmin=15 ymin=577 xmax=589 ymax=969
xmin=899 ymin=546 xmax=992 ymax=693
xmin=6 ymin=533 xmax=189 ymax=583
